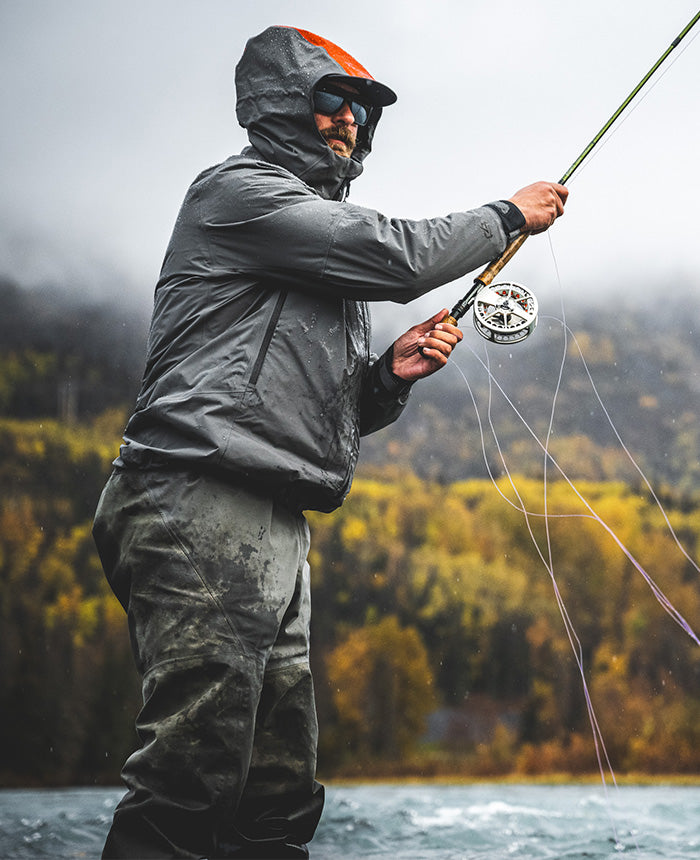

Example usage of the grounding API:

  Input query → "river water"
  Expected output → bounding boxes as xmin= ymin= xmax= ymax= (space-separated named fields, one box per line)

xmin=1 ymin=782 xmax=699 ymax=858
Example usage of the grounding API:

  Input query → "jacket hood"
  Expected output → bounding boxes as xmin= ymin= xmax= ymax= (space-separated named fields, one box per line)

xmin=235 ymin=26 xmax=396 ymax=200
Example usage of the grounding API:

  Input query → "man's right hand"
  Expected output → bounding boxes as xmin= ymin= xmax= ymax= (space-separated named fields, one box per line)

xmin=508 ymin=181 xmax=569 ymax=234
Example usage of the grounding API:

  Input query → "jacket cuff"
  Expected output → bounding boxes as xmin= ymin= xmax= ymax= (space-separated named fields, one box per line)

xmin=484 ymin=200 xmax=526 ymax=242
xmin=371 ymin=349 xmax=412 ymax=405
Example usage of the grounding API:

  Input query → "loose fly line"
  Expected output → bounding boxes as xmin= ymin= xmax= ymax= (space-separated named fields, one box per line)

xmin=442 ymin=15 xmax=700 ymax=845
xmin=451 ymin=241 xmax=699 ymax=848
xmin=452 ymin=235 xmax=700 ymax=846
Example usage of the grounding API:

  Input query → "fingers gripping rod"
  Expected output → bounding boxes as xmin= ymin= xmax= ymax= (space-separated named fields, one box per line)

xmin=444 ymin=9 xmax=700 ymax=332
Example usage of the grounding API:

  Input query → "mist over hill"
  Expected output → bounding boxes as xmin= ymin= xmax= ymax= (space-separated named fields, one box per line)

xmin=0 ymin=278 xmax=149 ymax=421
xmin=365 ymin=287 xmax=700 ymax=494
xmin=2 ymin=276 xmax=698 ymax=494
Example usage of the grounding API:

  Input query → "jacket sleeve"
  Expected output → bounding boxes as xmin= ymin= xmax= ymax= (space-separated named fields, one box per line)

xmin=359 ymin=348 xmax=413 ymax=436
xmin=200 ymin=162 xmax=509 ymax=303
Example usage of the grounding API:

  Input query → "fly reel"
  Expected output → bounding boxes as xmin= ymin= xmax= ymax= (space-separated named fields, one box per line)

xmin=472 ymin=282 xmax=538 ymax=344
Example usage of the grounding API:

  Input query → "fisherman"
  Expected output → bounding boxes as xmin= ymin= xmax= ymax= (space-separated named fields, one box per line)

xmin=93 ymin=25 xmax=567 ymax=859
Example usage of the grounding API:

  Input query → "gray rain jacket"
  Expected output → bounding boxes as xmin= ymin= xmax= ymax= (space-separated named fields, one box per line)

xmin=116 ymin=26 xmax=511 ymax=512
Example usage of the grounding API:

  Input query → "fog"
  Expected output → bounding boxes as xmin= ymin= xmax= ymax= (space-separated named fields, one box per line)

xmin=1 ymin=0 xmax=698 ymax=338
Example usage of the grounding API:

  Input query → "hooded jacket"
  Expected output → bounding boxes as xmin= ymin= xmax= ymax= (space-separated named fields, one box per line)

xmin=116 ymin=26 xmax=512 ymax=512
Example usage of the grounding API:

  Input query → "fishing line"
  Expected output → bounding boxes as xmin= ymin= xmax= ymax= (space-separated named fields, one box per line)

xmin=479 ymin=345 xmax=626 ymax=844
xmin=454 ymin=327 xmax=700 ymax=647
xmin=543 ymin=234 xmax=700 ymax=638
xmin=447 ymin=223 xmax=700 ymax=834
xmin=562 ymin=23 xmax=700 ymax=185
xmin=450 ymin=302 xmax=696 ymax=846
xmin=484 ymin=348 xmax=617 ymax=780
xmin=452 ymin=355 xmax=621 ymax=830
xmin=536 ymin=238 xmax=623 ymax=844
xmin=435 ymin=360 xmax=619 ymax=793
xmin=447 ymin=227 xmax=700 ymax=792
xmin=549 ymin=318 xmax=700 ymax=579
xmin=532 ymin=238 xmax=619 ymax=801
xmin=435 ymin=11 xmax=699 ymax=849
xmin=546 ymin=318 xmax=700 ymax=577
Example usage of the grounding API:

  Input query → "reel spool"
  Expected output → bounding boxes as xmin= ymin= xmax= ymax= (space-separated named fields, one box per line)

xmin=472 ymin=282 xmax=538 ymax=344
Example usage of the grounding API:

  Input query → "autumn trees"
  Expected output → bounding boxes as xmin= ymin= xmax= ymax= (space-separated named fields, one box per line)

xmin=0 ymin=417 xmax=141 ymax=785
xmin=327 ymin=616 xmax=435 ymax=762
xmin=305 ymin=473 xmax=700 ymax=775
xmin=2 ymin=279 xmax=700 ymax=782
xmin=1 ymin=408 xmax=700 ymax=783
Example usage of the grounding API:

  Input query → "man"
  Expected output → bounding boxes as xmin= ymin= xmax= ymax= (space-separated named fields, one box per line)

xmin=93 ymin=25 xmax=567 ymax=859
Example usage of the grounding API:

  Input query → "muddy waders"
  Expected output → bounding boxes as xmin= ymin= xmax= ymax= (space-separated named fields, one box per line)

xmin=93 ymin=468 xmax=324 ymax=858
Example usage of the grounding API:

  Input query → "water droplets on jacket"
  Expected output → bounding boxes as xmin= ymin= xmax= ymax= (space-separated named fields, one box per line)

xmin=116 ymin=26 xmax=510 ymax=512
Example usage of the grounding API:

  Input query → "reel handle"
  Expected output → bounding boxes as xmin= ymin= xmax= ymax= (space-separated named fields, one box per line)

xmin=442 ymin=232 xmax=530 ymax=325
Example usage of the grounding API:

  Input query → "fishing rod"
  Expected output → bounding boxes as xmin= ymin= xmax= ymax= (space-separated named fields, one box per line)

xmin=449 ymin=9 xmax=700 ymax=345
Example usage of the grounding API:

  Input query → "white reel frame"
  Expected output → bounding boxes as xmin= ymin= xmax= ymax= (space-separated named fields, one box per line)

xmin=472 ymin=281 xmax=538 ymax=345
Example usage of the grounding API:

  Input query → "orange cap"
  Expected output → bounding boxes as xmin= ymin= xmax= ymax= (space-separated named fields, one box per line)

xmin=292 ymin=28 xmax=397 ymax=106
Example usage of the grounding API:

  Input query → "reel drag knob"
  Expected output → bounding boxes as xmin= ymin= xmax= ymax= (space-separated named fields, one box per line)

xmin=472 ymin=282 xmax=538 ymax=344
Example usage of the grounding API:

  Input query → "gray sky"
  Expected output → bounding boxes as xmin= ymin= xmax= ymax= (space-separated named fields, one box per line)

xmin=1 ymin=0 xmax=698 ymax=334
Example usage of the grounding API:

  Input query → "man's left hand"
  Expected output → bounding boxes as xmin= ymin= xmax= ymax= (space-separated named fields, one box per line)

xmin=391 ymin=309 xmax=463 ymax=382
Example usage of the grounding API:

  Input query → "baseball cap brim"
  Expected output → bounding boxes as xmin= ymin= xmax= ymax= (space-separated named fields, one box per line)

xmin=322 ymin=74 xmax=397 ymax=107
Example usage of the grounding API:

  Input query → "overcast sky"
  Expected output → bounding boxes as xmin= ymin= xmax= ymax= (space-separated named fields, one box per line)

xmin=1 ymin=0 xmax=698 ymax=335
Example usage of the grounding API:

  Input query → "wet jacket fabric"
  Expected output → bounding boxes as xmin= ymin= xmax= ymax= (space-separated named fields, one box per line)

xmin=116 ymin=26 xmax=511 ymax=512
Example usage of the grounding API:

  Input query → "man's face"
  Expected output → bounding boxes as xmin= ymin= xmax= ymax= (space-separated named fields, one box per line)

xmin=314 ymin=82 xmax=362 ymax=158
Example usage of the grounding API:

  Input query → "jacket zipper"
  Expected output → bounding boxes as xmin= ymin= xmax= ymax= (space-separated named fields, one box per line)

xmin=248 ymin=290 xmax=287 ymax=387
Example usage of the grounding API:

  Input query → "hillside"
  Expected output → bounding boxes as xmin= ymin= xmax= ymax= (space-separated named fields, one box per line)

xmin=1 ymin=276 xmax=699 ymax=784
xmin=362 ymin=291 xmax=700 ymax=494
xmin=3 ymin=276 xmax=697 ymax=494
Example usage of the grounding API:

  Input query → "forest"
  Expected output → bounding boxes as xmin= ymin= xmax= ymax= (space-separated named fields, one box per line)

xmin=1 ymin=276 xmax=699 ymax=785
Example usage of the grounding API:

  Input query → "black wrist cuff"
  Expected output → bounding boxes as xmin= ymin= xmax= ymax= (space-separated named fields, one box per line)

xmin=373 ymin=349 xmax=412 ymax=403
xmin=485 ymin=200 xmax=527 ymax=242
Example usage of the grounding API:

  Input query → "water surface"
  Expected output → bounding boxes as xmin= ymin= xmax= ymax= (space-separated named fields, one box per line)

xmin=1 ymin=783 xmax=698 ymax=858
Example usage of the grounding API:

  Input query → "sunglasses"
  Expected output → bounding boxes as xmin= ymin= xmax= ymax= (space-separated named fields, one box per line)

xmin=313 ymin=86 xmax=370 ymax=127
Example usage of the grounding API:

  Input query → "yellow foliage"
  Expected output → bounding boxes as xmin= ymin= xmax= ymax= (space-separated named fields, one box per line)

xmin=340 ymin=515 xmax=368 ymax=545
xmin=593 ymin=642 xmax=629 ymax=679
xmin=3 ymin=414 xmax=700 ymax=779
xmin=0 ymin=415 xmax=121 ymax=475
xmin=0 ymin=497 xmax=44 ymax=581
xmin=568 ymin=331 xmax=616 ymax=364
xmin=327 ymin=616 xmax=436 ymax=759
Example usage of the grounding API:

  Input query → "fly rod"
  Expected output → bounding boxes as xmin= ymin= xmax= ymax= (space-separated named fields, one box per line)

xmin=448 ymin=9 xmax=700 ymax=344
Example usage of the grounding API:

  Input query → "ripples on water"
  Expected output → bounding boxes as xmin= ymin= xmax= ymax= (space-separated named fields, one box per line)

xmin=1 ymin=783 xmax=699 ymax=858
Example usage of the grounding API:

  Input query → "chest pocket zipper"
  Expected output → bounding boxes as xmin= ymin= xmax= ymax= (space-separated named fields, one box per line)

xmin=248 ymin=290 xmax=288 ymax=387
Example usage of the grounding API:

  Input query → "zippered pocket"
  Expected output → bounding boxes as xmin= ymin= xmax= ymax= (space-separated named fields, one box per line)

xmin=248 ymin=290 xmax=287 ymax=387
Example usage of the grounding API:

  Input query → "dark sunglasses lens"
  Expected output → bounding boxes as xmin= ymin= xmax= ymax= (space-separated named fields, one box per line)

xmin=313 ymin=90 xmax=369 ymax=126
xmin=313 ymin=90 xmax=344 ymax=115
xmin=352 ymin=102 xmax=368 ymax=126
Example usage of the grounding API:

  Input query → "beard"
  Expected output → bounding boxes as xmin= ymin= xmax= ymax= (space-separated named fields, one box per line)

xmin=320 ymin=125 xmax=357 ymax=157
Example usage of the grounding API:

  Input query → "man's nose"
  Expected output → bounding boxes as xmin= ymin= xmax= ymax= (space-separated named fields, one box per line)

xmin=332 ymin=100 xmax=356 ymax=125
